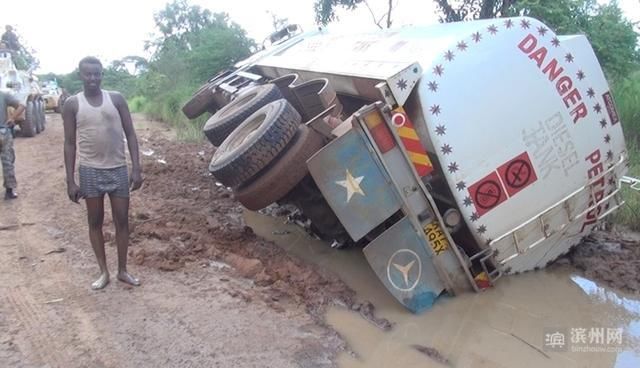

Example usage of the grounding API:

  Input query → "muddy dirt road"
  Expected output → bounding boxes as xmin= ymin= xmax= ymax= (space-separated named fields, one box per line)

xmin=2 ymin=112 xmax=640 ymax=368
xmin=0 ymin=113 xmax=349 ymax=368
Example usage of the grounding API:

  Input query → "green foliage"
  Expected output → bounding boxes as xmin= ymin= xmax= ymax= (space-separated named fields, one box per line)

xmin=138 ymin=85 xmax=209 ymax=141
xmin=612 ymin=142 xmax=640 ymax=229
xmin=57 ymin=71 xmax=83 ymax=94
xmin=610 ymin=70 xmax=640 ymax=228
xmin=128 ymin=95 xmax=148 ymax=113
xmin=434 ymin=0 xmax=515 ymax=22
xmin=185 ymin=26 xmax=253 ymax=83
xmin=613 ymin=70 xmax=640 ymax=139
xmin=314 ymin=0 xmax=364 ymax=26
xmin=512 ymin=0 xmax=640 ymax=81
xmin=130 ymin=0 xmax=254 ymax=141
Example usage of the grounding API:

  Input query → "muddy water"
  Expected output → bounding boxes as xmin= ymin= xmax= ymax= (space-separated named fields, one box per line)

xmin=245 ymin=211 xmax=640 ymax=368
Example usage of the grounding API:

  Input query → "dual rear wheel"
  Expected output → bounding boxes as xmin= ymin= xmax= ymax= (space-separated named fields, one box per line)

xmin=207 ymin=90 xmax=325 ymax=211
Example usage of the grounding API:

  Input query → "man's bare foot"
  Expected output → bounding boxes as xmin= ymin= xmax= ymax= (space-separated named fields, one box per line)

xmin=117 ymin=271 xmax=140 ymax=286
xmin=91 ymin=272 xmax=110 ymax=290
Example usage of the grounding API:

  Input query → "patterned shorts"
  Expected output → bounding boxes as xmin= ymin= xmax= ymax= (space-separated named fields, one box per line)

xmin=79 ymin=165 xmax=129 ymax=198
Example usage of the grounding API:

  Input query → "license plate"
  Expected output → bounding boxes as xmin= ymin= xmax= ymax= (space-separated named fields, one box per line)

xmin=423 ymin=221 xmax=450 ymax=256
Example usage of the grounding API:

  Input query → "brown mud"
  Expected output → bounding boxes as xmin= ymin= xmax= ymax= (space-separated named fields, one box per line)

xmin=562 ymin=228 xmax=640 ymax=294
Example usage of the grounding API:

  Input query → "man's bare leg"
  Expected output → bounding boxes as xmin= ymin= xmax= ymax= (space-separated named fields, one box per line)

xmin=86 ymin=197 xmax=109 ymax=289
xmin=110 ymin=195 xmax=140 ymax=286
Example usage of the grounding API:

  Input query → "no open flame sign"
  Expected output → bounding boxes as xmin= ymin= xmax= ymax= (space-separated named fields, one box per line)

xmin=468 ymin=152 xmax=538 ymax=216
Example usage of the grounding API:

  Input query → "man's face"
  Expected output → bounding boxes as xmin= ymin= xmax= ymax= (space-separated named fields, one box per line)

xmin=79 ymin=63 xmax=103 ymax=93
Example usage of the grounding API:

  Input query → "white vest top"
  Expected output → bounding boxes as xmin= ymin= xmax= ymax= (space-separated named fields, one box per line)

xmin=75 ymin=90 xmax=126 ymax=169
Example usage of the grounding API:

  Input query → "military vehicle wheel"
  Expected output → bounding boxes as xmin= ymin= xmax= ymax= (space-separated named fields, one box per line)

xmin=21 ymin=101 xmax=37 ymax=137
xmin=34 ymin=101 xmax=42 ymax=134
xmin=203 ymin=84 xmax=283 ymax=147
xmin=39 ymin=100 xmax=46 ymax=132
xmin=234 ymin=125 xmax=325 ymax=210
xmin=35 ymin=100 xmax=45 ymax=133
xmin=209 ymin=99 xmax=300 ymax=188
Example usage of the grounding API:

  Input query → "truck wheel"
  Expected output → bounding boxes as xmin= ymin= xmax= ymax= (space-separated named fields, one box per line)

xmin=38 ymin=100 xmax=46 ymax=132
xmin=34 ymin=100 xmax=44 ymax=133
xmin=203 ymin=84 xmax=283 ymax=147
xmin=209 ymin=99 xmax=300 ymax=188
xmin=34 ymin=101 xmax=42 ymax=134
xmin=182 ymin=70 xmax=234 ymax=119
xmin=21 ymin=101 xmax=37 ymax=137
xmin=234 ymin=125 xmax=325 ymax=210
xmin=182 ymin=81 xmax=216 ymax=119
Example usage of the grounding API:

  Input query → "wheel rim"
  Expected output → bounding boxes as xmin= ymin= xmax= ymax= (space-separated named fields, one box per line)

xmin=217 ymin=90 xmax=258 ymax=119
xmin=216 ymin=113 xmax=266 ymax=161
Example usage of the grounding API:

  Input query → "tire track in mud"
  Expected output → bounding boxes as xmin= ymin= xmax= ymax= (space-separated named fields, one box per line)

xmin=4 ymin=287 xmax=71 ymax=367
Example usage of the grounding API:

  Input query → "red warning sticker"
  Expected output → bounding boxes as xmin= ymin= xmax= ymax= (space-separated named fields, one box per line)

xmin=468 ymin=171 xmax=507 ymax=217
xmin=497 ymin=152 xmax=538 ymax=197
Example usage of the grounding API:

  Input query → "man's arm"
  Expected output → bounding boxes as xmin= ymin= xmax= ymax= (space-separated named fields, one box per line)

xmin=111 ymin=92 xmax=142 ymax=191
xmin=62 ymin=96 xmax=82 ymax=202
xmin=5 ymin=95 xmax=25 ymax=127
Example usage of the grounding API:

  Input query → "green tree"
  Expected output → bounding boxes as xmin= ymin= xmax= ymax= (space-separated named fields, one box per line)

xmin=433 ymin=0 xmax=639 ymax=80
xmin=145 ymin=0 xmax=254 ymax=82
xmin=434 ymin=0 xmax=516 ymax=22
xmin=314 ymin=0 xmax=395 ymax=28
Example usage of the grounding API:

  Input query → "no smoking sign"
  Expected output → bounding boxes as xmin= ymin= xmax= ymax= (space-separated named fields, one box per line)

xmin=468 ymin=152 xmax=538 ymax=217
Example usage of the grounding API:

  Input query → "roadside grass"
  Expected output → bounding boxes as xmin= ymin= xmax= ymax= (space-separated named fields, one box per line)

xmin=130 ymin=86 xmax=209 ymax=142
xmin=612 ymin=142 xmax=640 ymax=229
xmin=128 ymin=95 xmax=147 ymax=113
xmin=611 ymin=71 xmax=640 ymax=229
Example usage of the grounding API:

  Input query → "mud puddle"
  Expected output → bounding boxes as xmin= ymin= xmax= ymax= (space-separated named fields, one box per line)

xmin=245 ymin=211 xmax=640 ymax=368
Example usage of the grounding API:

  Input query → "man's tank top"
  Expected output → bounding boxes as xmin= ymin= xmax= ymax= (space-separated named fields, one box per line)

xmin=76 ymin=90 xmax=126 ymax=169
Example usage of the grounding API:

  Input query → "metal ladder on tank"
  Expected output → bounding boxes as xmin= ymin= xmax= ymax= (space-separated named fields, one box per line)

xmin=488 ymin=155 xmax=637 ymax=266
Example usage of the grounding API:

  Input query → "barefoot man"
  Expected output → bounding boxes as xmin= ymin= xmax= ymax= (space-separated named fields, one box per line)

xmin=63 ymin=56 xmax=142 ymax=289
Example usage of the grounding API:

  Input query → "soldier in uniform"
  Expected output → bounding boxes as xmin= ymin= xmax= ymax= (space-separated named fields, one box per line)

xmin=0 ymin=91 xmax=25 ymax=199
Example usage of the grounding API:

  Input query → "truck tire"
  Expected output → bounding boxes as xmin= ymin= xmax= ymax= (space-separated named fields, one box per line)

xmin=40 ymin=100 xmax=46 ymax=132
xmin=182 ymin=81 xmax=216 ymax=119
xmin=35 ymin=101 xmax=42 ymax=134
xmin=36 ymin=100 xmax=45 ymax=133
xmin=234 ymin=125 xmax=325 ymax=210
xmin=203 ymin=84 xmax=283 ymax=147
xmin=209 ymin=99 xmax=300 ymax=188
xmin=182 ymin=70 xmax=234 ymax=119
xmin=21 ymin=101 xmax=37 ymax=137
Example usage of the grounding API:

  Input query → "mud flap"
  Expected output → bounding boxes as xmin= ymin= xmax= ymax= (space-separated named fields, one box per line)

xmin=363 ymin=217 xmax=445 ymax=313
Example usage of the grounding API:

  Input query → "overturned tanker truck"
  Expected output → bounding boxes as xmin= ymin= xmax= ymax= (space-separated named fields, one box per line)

xmin=182 ymin=17 xmax=640 ymax=313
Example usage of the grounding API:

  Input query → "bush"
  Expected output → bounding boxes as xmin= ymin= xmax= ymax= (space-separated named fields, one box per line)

xmin=611 ymin=70 xmax=640 ymax=228
xmin=142 ymin=84 xmax=209 ymax=141
xmin=128 ymin=96 xmax=148 ymax=112
xmin=613 ymin=71 xmax=640 ymax=140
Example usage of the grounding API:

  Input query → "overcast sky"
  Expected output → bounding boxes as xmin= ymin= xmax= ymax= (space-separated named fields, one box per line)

xmin=0 ymin=0 xmax=638 ymax=74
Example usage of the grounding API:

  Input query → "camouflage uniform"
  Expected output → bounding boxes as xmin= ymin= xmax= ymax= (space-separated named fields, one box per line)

xmin=0 ymin=91 xmax=19 ymax=190
xmin=0 ymin=127 xmax=16 ymax=189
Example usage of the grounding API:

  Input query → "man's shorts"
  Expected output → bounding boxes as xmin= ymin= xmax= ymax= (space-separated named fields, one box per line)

xmin=79 ymin=165 xmax=129 ymax=199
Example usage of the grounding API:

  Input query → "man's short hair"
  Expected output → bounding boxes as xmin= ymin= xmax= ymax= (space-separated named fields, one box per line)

xmin=78 ymin=56 xmax=102 ymax=70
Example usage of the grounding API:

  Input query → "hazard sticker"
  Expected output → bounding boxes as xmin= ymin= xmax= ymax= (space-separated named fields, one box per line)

xmin=468 ymin=171 xmax=507 ymax=216
xmin=497 ymin=152 xmax=538 ymax=197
